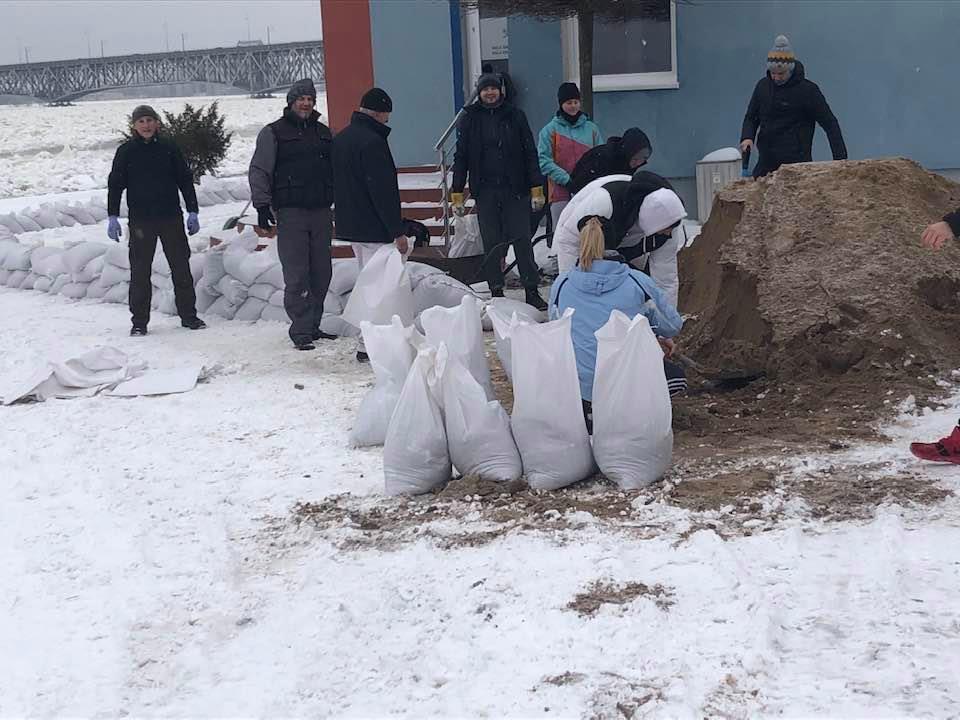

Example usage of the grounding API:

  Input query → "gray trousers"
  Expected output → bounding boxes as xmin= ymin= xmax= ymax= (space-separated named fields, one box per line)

xmin=276 ymin=207 xmax=333 ymax=342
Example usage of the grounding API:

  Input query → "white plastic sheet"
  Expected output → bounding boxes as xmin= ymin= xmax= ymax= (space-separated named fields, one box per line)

xmin=509 ymin=309 xmax=594 ymax=490
xmin=438 ymin=345 xmax=521 ymax=482
xmin=421 ymin=295 xmax=492 ymax=399
xmin=449 ymin=214 xmax=483 ymax=258
xmin=591 ymin=311 xmax=673 ymax=488
xmin=341 ymin=245 xmax=414 ymax=328
xmin=350 ymin=316 xmax=419 ymax=448
xmin=383 ymin=346 xmax=451 ymax=495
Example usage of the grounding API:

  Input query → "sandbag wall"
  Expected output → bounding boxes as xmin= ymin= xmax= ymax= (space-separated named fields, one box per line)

xmin=0 ymin=230 xmax=482 ymax=329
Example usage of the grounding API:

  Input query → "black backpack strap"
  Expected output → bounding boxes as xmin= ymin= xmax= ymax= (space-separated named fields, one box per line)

xmin=554 ymin=276 xmax=570 ymax=307
xmin=629 ymin=274 xmax=649 ymax=303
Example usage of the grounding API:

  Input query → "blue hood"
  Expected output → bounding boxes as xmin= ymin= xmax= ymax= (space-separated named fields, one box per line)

xmin=566 ymin=259 xmax=630 ymax=295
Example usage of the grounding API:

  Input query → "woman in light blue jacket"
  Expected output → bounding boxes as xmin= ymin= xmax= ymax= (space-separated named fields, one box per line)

xmin=549 ymin=216 xmax=684 ymax=430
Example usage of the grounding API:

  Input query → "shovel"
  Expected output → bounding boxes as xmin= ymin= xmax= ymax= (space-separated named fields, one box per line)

xmin=673 ymin=351 xmax=765 ymax=392
xmin=222 ymin=200 xmax=251 ymax=231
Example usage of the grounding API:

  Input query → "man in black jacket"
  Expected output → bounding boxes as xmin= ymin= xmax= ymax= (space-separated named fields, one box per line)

xmin=567 ymin=128 xmax=652 ymax=196
xmin=740 ymin=35 xmax=847 ymax=178
xmin=107 ymin=104 xmax=205 ymax=336
xmin=331 ymin=87 xmax=407 ymax=361
xmin=450 ymin=73 xmax=547 ymax=310
xmin=250 ymin=78 xmax=335 ymax=351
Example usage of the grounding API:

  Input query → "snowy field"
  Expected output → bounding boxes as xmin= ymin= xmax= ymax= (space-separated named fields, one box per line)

xmin=0 ymin=93 xmax=327 ymax=198
xmin=2 ymin=288 xmax=960 ymax=717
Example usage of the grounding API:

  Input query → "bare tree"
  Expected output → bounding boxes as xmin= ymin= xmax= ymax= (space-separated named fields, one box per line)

xmin=463 ymin=0 xmax=677 ymax=116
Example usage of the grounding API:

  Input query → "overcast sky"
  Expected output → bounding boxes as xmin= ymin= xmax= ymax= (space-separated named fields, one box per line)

xmin=0 ymin=0 xmax=322 ymax=65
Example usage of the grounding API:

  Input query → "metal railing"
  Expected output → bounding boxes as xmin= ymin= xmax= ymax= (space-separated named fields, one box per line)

xmin=433 ymin=91 xmax=476 ymax=248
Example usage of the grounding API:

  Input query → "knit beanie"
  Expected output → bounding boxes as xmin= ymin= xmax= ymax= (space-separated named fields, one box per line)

xmin=131 ymin=104 xmax=159 ymax=122
xmin=360 ymin=87 xmax=393 ymax=113
xmin=476 ymin=73 xmax=502 ymax=93
xmin=557 ymin=82 xmax=581 ymax=106
xmin=286 ymin=78 xmax=317 ymax=106
xmin=767 ymin=35 xmax=796 ymax=75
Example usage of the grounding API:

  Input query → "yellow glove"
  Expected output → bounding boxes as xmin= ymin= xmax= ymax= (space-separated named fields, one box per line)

xmin=450 ymin=192 xmax=466 ymax=217
xmin=531 ymin=186 xmax=546 ymax=211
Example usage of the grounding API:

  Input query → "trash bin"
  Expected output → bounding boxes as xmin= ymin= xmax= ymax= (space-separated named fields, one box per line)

xmin=696 ymin=147 xmax=742 ymax=223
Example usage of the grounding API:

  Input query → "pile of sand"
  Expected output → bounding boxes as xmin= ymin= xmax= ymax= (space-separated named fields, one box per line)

xmin=679 ymin=158 xmax=960 ymax=388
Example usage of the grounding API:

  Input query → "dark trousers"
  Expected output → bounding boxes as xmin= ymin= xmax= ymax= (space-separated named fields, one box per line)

xmin=128 ymin=216 xmax=197 ymax=328
xmin=475 ymin=188 xmax=539 ymax=291
xmin=277 ymin=207 xmax=333 ymax=342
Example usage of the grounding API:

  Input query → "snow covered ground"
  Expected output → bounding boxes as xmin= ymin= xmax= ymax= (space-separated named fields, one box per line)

xmin=2 ymin=286 xmax=959 ymax=717
xmin=0 ymin=93 xmax=328 ymax=198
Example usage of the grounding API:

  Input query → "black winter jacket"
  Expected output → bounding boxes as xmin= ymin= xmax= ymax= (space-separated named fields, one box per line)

xmin=332 ymin=111 xmax=404 ymax=244
xmin=567 ymin=137 xmax=635 ymax=195
xmin=451 ymin=101 xmax=542 ymax=197
xmin=741 ymin=61 xmax=847 ymax=176
xmin=944 ymin=209 xmax=960 ymax=237
xmin=107 ymin=135 xmax=198 ymax=221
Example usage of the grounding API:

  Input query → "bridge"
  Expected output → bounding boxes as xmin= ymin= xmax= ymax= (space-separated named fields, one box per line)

xmin=0 ymin=40 xmax=324 ymax=102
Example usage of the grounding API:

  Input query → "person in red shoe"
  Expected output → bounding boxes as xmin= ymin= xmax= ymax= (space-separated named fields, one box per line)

xmin=911 ymin=209 xmax=960 ymax=463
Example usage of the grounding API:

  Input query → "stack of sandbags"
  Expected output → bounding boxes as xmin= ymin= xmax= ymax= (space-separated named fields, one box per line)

xmin=60 ymin=241 xmax=109 ymax=299
xmin=1 ymin=238 xmax=38 ymax=288
xmin=100 ymin=242 xmax=131 ymax=304
xmin=195 ymin=176 xmax=251 ymax=207
xmin=29 ymin=246 xmax=68 ymax=292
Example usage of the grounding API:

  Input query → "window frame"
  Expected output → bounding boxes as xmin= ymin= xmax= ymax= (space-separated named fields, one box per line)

xmin=560 ymin=1 xmax=679 ymax=92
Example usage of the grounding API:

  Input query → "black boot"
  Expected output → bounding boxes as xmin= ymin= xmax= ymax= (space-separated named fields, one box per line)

xmin=130 ymin=326 xmax=148 ymax=337
xmin=525 ymin=288 xmax=548 ymax=312
xmin=313 ymin=330 xmax=337 ymax=341
xmin=181 ymin=317 xmax=206 ymax=330
xmin=356 ymin=351 xmax=369 ymax=363
xmin=292 ymin=336 xmax=316 ymax=351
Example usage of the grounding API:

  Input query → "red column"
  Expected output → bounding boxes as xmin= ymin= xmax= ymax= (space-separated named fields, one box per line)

xmin=320 ymin=0 xmax=375 ymax=132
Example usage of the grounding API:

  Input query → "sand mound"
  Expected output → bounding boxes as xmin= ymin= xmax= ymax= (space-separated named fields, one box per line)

xmin=679 ymin=158 xmax=960 ymax=386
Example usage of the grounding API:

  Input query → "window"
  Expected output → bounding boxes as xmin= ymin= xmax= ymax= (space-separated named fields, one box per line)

xmin=561 ymin=0 xmax=678 ymax=92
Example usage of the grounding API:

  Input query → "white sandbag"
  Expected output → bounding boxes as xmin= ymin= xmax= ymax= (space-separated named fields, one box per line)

xmin=64 ymin=204 xmax=97 ymax=225
xmin=151 ymin=248 xmax=171 ymax=277
xmin=0 ymin=213 xmax=25 ymax=234
xmin=438 ymin=345 xmax=521 ymax=482
xmin=200 ymin=245 xmax=226 ymax=291
xmin=216 ymin=275 xmax=248 ymax=306
xmin=510 ymin=309 xmax=594 ymax=490
xmin=483 ymin=297 xmax=546 ymax=329
xmin=0 ymin=269 xmax=8 ymax=284
xmin=195 ymin=285 xmax=218 ymax=313
xmin=248 ymin=282 xmax=275 ymax=302
xmin=235 ymin=297 xmax=267 ymax=322
xmin=406 ymin=260 xmax=445 ymax=289
xmin=350 ymin=316 xmax=419 ymax=448
xmin=0 ymin=239 xmax=20 ymax=265
xmin=18 ymin=271 xmax=38 ymax=289
xmin=85 ymin=281 xmax=108 ymax=299
xmin=63 ymin=242 xmax=108 ymax=276
xmin=383 ymin=346 xmax=451 ymax=495
xmin=189 ymin=253 xmax=206 ymax=282
xmin=15 ymin=214 xmax=42 ymax=232
xmin=34 ymin=206 xmax=59 ymax=230
xmin=100 ymin=262 xmax=128 ymax=288
xmin=152 ymin=273 xmax=173 ymax=291
xmin=104 ymin=242 xmax=130 ymax=270
xmin=103 ymin=282 xmax=129 ymax=304
xmin=56 ymin=212 xmax=78 ymax=228
xmin=195 ymin=187 xmax=215 ymax=207
xmin=49 ymin=274 xmax=71 ymax=295
xmin=258 ymin=262 xmax=285 ymax=290
xmin=449 ymin=214 xmax=484 ymax=258
xmin=73 ymin=254 xmax=105 ymax=283
xmin=33 ymin=277 xmax=52 ymax=292
xmin=208 ymin=295 xmax=239 ymax=320
xmin=155 ymin=290 xmax=178 ymax=315
xmin=592 ymin=312 xmax=673 ymax=488
xmin=0 ymin=225 xmax=14 ymax=241
xmin=420 ymin=295 xmax=492 ymax=399
xmin=320 ymin=314 xmax=360 ymax=338
xmin=323 ymin=291 xmax=343 ymax=316
xmin=328 ymin=257 xmax=360 ymax=296
xmin=341 ymin=246 xmax=414 ymax=328
xmin=485 ymin=303 xmax=530 ymax=381
xmin=3 ymin=244 xmax=34 ymax=272
xmin=222 ymin=234 xmax=259 ymax=279
xmin=29 ymin=246 xmax=60 ymax=270
xmin=268 ymin=289 xmax=284 ymax=307
xmin=60 ymin=281 xmax=91 ymax=299
xmin=87 ymin=204 xmax=109 ymax=222
xmin=413 ymin=273 xmax=480 ymax=316
xmin=233 ymin=251 xmax=277 ymax=286
xmin=260 ymin=304 xmax=289 ymax=323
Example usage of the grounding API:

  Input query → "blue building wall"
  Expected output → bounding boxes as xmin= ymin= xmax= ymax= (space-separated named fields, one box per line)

xmin=510 ymin=0 xmax=960 ymax=191
xmin=369 ymin=0 xmax=459 ymax=167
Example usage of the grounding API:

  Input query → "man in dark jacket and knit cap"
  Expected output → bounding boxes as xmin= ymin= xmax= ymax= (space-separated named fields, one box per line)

xmin=331 ymin=87 xmax=408 ymax=361
xmin=450 ymin=73 xmax=547 ymax=310
xmin=740 ymin=35 xmax=847 ymax=178
xmin=250 ymin=77 xmax=335 ymax=351
xmin=107 ymin=104 xmax=205 ymax=336
xmin=566 ymin=127 xmax=652 ymax=196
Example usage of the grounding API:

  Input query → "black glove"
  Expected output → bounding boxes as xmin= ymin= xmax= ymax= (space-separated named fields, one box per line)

xmin=256 ymin=206 xmax=276 ymax=230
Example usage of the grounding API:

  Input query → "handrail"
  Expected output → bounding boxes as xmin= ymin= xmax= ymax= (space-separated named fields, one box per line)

xmin=434 ymin=91 xmax=477 ymax=249
xmin=433 ymin=90 xmax=476 ymax=152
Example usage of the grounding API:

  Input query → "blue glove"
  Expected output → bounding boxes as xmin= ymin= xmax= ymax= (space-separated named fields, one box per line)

xmin=186 ymin=212 xmax=200 ymax=236
xmin=107 ymin=216 xmax=121 ymax=241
